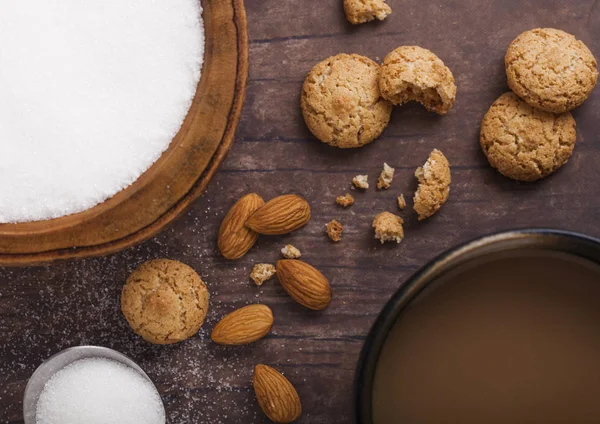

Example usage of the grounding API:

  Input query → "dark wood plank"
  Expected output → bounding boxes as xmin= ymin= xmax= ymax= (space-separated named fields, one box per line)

xmin=1 ymin=0 xmax=600 ymax=422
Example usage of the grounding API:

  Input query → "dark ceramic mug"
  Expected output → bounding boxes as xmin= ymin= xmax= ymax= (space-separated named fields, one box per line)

xmin=354 ymin=229 xmax=600 ymax=423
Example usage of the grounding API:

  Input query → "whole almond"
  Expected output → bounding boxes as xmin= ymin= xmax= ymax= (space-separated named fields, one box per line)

xmin=245 ymin=194 xmax=311 ymax=235
xmin=276 ymin=260 xmax=331 ymax=310
xmin=253 ymin=364 xmax=302 ymax=423
xmin=218 ymin=193 xmax=265 ymax=259
xmin=211 ymin=304 xmax=274 ymax=345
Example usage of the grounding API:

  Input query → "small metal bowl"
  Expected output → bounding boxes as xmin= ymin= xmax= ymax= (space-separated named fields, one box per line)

xmin=23 ymin=345 xmax=163 ymax=424
xmin=354 ymin=229 xmax=600 ymax=423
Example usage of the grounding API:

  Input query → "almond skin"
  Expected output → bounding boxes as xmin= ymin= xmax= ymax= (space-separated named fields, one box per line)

xmin=254 ymin=364 xmax=302 ymax=423
xmin=276 ymin=260 xmax=331 ymax=310
xmin=218 ymin=193 xmax=265 ymax=260
xmin=211 ymin=304 xmax=274 ymax=345
xmin=245 ymin=194 xmax=311 ymax=235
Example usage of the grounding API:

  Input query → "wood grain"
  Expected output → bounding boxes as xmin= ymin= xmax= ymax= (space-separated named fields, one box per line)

xmin=2 ymin=0 xmax=600 ymax=423
xmin=0 ymin=0 xmax=248 ymax=265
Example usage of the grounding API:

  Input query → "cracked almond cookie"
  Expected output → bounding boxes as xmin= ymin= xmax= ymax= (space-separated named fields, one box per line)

xmin=301 ymin=54 xmax=393 ymax=148
xmin=414 ymin=149 xmax=451 ymax=220
xmin=506 ymin=28 xmax=598 ymax=113
xmin=480 ymin=92 xmax=576 ymax=182
xmin=378 ymin=46 xmax=456 ymax=115
xmin=121 ymin=259 xmax=209 ymax=345
xmin=344 ymin=0 xmax=391 ymax=25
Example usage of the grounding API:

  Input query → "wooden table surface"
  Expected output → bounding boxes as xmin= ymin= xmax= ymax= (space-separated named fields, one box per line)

xmin=2 ymin=0 xmax=600 ymax=422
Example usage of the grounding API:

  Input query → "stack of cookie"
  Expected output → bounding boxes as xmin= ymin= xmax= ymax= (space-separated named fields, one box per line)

xmin=481 ymin=28 xmax=598 ymax=182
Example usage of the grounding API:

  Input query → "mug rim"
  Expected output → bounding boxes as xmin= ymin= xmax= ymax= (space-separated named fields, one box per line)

xmin=354 ymin=228 xmax=600 ymax=423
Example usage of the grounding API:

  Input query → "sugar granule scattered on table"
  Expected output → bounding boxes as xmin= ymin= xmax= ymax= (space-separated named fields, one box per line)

xmin=0 ymin=0 xmax=204 ymax=223
xmin=35 ymin=357 xmax=165 ymax=424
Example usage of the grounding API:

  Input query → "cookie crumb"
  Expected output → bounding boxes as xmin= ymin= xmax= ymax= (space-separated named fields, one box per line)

xmin=344 ymin=0 xmax=392 ymax=25
xmin=326 ymin=219 xmax=343 ymax=242
xmin=352 ymin=175 xmax=369 ymax=189
xmin=413 ymin=149 xmax=451 ymax=220
xmin=377 ymin=162 xmax=395 ymax=189
xmin=336 ymin=193 xmax=355 ymax=207
xmin=281 ymin=245 xmax=302 ymax=259
xmin=250 ymin=263 xmax=276 ymax=286
xmin=372 ymin=212 xmax=404 ymax=244
xmin=397 ymin=194 xmax=406 ymax=210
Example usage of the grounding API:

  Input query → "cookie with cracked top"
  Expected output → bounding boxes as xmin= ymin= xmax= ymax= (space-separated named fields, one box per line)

xmin=121 ymin=259 xmax=209 ymax=344
xmin=506 ymin=28 xmax=598 ymax=113
xmin=301 ymin=53 xmax=392 ymax=148
xmin=480 ymin=92 xmax=577 ymax=182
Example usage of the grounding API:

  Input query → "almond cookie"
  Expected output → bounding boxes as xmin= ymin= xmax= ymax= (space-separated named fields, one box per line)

xmin=506 ymin=28 xmax=598 ymax=113
xmin=378 ymin=46 xmax=456 ymax=115
xmin=344 ymin=0 xmax=391 ymax=25
xmin=480 ymin=92 xmax=576 ymax=182
xmin=301 ymin=54 xmax=393 ymax=148
xmin=413 ymin=149 xmax=451 ymax=220
xmin=121 ymin=259 xmax=209 ymax=345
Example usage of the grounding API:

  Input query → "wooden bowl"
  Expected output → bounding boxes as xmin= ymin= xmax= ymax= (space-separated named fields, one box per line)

xmin=0 ymin=0 xmax=248 ymax=266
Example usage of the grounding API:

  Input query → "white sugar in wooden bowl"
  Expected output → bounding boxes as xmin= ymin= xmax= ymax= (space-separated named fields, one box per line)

xmin=0 ymin=0 xmax=248 ymax=265
xmin=0 ymin=0 xmax=204 ymax=223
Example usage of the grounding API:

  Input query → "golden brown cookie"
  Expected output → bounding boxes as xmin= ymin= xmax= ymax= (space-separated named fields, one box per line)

xmin=413 ymin=149 xmax=451 ymax=220
xmin=378 ymin=46 xmax=456 ymax=115
xmin=506 ymin=28 xmax=598 ymax=113
xmin=480 ymin=92 xmax=576 ymax=182
xmin=121 ymin=259 xmax=209 ymax=344
xmin=344 ymin=0 xmax=391 ymax=25
xmin=301 ymin=54 xmax=393 ymax=148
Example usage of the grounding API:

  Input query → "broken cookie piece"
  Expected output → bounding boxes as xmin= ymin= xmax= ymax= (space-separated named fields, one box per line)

xmin=344 ymin=0 xmax=392 ymax=25
xmin=250 ymin=263 xmax=276 ymax=286
xmin=336 ymin=193 xmax=355 ymax=207
xmin=413 ymin=149 xmax=451 ymax=220
xmin=326 ymin=219 xmax=343 ymax=242
xmin=372 ymin=212 xmax=404 ymax=244
xmin=281 ymin=244 xmax=302 ymax=259
xmin=352 ymin=174 xmax=369 ymax=189
xmin=377 ymin=162 xmax=395 ymax=189
xmin=379 ymin=46 xmax=456 ymax=115
xmin=397 ymin=194 xmax=406 ymax=210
